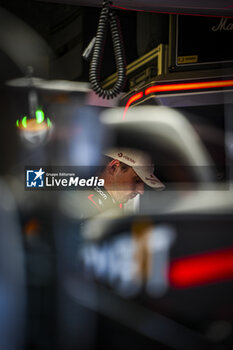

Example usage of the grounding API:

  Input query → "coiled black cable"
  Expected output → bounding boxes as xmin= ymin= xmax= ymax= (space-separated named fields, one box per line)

xmin=89 ymin=1 xmax=126 ymax=99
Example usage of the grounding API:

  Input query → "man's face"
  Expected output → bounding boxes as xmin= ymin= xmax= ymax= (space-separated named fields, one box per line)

xmin=109 ymin=162 xmax=145 ymax=203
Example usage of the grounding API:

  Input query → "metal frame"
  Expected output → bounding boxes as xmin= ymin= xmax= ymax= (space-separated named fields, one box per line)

xmin=101 ymin=43 xmax=168 ymax=90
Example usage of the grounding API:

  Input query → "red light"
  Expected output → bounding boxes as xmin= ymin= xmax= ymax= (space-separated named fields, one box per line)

xmin=123 ymin=92 xmax=143 ymax=120
xmin=123 ymin=79 xmax=233 ymax=120
xmin=169 ymin=247 xmax=233 ymax=288
xmin=145 ymin=80 xmax=233 ymax=95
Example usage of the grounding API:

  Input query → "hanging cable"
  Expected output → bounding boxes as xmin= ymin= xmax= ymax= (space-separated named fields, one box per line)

xmin=85 ymin=1 xmax=126 ymax=99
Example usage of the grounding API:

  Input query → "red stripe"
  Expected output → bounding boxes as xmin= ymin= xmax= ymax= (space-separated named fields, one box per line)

xmin=145 ymin=80 xmax=233 ymax=95
xmin=88 ymin=194 xmax=101 ymax=212
xmin=123 ymin=80 xmax=233 ymax=120
xmin=169 ymin=247 xmax=233 ymax=288
xmin=122 ymin=92 xmax=143 ymax=120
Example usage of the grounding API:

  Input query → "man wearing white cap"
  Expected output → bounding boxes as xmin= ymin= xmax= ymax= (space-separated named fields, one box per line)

xmin=101 ymin=148 xmax=165 ymax=205
xmin=79 ymin=148 xmax=164 ymax=218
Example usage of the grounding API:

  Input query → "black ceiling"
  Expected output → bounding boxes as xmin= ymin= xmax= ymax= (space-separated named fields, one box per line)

xmin=39 ymin=0 xmax=233 ymax=17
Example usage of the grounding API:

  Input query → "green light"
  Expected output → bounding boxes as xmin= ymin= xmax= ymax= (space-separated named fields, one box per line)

xmin=22 ymin=116 xmax=27 ymax=128
xmin=47 ymin=117 xmax=52 ymax=128
xmin=16 ymin=119 xmax=19 ymax=127
xmin=36 ymin=109 xmax=44 ymax=124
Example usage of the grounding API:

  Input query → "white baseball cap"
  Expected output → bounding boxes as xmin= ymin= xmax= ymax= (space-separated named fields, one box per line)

xmin=104 ymin=148 xmax=165 ymax=190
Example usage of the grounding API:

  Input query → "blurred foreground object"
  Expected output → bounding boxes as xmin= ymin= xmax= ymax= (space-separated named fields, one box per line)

xmin=0 ymin=6 xmax=52 ymax=81
xmin=101 ymin=105 xmax=215 ymax=190
xmin=0 ymin=180 xmax=26 ymax=350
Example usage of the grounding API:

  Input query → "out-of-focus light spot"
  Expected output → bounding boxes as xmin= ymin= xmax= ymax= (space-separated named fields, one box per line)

xmin=17 ymin=117 xmax=53 ymax=146
xmin=24 ymin=219 xmax=40 ymax=236
xmin=16 ymin=115 xmax=52 ymax=130
xmin=35 ymin=109 xmax=44 ymax=124
xmin=169 ymin=247 xmax=233 ymax=288
xmin=22 ymin=116 xmax=27 ymax=128
xmin=47 ymin=117 xmax=52 ymax=128
xmin=19 ymin=118 xmax=49 ymax=131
